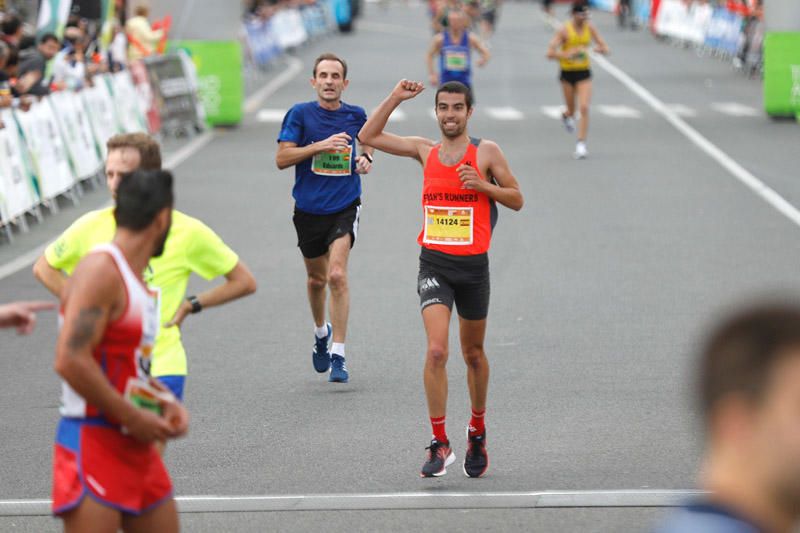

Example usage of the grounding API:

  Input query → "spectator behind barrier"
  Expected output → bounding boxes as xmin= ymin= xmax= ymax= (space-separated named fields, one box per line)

xmin=1 ymin=14 xmax=23 ymax=47
xmin=125 ymin=5 xmax=163 ymax=60
xmin=0 ymin=41 xmax=12 ymax=108
xmin=17 ymin=33 xmax=59 ymax=96
xmin=52 ymin=26 xmax=88 ymax=91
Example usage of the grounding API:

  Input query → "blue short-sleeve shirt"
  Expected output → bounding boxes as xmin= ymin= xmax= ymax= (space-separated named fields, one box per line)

xmin=278 ymin=101 xmax=368 ymax=215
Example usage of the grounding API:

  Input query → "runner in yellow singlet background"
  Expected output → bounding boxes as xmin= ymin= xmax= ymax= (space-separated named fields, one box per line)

xmin=547 ymin=1 xmax=609 ymax=159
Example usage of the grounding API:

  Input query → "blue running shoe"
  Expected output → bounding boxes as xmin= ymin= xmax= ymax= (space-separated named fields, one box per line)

xmin=329 ymin=354 xmax=349 ymax=383
xmin=312 ymin=323 xmax=331 ymax=373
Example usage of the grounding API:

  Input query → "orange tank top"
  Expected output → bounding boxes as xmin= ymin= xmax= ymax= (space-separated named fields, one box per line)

xmin=418 ymin=137 xmax=497 ymax=256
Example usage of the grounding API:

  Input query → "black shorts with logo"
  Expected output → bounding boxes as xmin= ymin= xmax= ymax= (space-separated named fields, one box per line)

xmin=293 ymin=199 xmax=361 ymax=259
xmin=417 ymin=248 xmax=490 ymax=321
xmin=560 ymin=69 xmax=592 ymax=86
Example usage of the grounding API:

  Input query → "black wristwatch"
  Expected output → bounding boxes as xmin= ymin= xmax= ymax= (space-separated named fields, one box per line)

xmin=187 ymin=295 xmax=202 ymax=314
xmin=361 ymin=152 xmax=373 ymax=163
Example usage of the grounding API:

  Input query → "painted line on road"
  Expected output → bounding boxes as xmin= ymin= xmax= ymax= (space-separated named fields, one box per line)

xmin=0 ymin=489 xmax=704 ymax=516
xmin=597 ymin=105 xmax=642 ymax=119
xmin=540 ymin=12 xmax=800 ymax=231
xmin=486 ymin=106 xmax=525 ymax=120
xmin=256 ymin=108 xmax=288 ymax=123
xmin=0 ymin=58 xmax=304 ymax=282
xmin=666 ymin=104 xmax=697 ymax=118
xmin=711 ymin=102 xmax=760 ymax=117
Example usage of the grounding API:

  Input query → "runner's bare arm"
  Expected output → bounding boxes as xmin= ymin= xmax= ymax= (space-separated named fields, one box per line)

xmin=470 ymin=34 xmax=491 ymax=67
xmin=358 ymin=80 xmax=435 ymax=163
xmin=54 ymin=255 xmax=176 ymax=442
xmin=546 ymin=28 xmax=567 ymax=60
xmin=589 ymin=24 xmax=610 ymax=54
xmin=458 ymin=141 xmax=523 ymax=211
xmin=164 ymin=260 xmax=257 ymax=328
xmin=275 ymin=132 xmax=353 ymax=169
xmin=32 ymin=255 xmax=67 ymax=298
xmin=426 ymin=35 xmax=443 ymax=86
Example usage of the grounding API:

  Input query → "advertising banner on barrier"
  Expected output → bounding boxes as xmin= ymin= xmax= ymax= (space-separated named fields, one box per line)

xmin=764 ymin=32 xmax=800 ymax=118
xmin=129 ymin=59 xmax=162 ymax=134
xmin=82 ymin=76 xmax=120 ymax=159
xmin=109 ymin=71 xmax=148 ymax=134
xmin=272 ymin=9 xmax=308 ymax=49
xmin=704 ymin=8 xmax=742 ymax=55
xmin=49 ymin=91 xmax=103 ymax=180
xmin=0 ymin=111 xmax=37 ymax=220
xmin=244 ymin=19 xmax=283 ymax=67
xmin=15 ymin=100 xmax=75 ymax=201
xmin=169 ymin=41 xmax=242 ymax=126
xmin=141 ymin=53 xmax=204 ymax=133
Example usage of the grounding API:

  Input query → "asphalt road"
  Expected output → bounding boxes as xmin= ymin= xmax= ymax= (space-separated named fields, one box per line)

xmin=1 ymin=1 xmax=799 ymax=531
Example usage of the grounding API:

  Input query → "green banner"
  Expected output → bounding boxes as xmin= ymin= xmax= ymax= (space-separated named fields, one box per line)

xmin=169 ymin=40 xmax=243 ymax=126
xmin=763 ymin=32 xmax=800 ymax=120
xmin=36 ymin=0 xmax=72 ymax=39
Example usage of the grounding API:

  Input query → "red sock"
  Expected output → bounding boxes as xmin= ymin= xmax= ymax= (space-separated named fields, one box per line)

xmin=469 ymin=408 xmax=485 ymax=435
xmin=430 ymin=416 xmax=448 ymax=443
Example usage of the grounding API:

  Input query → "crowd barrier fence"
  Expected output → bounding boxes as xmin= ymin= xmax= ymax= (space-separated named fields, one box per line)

xmin=0 ymin=60 xmax=201 ymax=243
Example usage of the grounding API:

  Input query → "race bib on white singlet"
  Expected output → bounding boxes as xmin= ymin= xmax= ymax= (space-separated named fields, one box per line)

xmin=423 ymin=206 xmax=474 ymax=245
xmin=311 ymin=145 xmax=353 ymax=176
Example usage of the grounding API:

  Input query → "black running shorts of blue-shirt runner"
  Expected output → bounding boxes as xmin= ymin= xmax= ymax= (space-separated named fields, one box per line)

xmin=278 ymin=101 xmax=368 ymax=258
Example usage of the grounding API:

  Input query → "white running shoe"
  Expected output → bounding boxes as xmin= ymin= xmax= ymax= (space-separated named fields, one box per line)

xmin=574 ymin=141 xmax=588 ymax=159
xmin=562 ymin=113 xmax=576 ymax=134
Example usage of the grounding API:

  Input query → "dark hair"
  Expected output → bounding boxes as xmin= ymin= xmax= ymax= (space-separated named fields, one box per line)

xmin=107 ymin=133 xmax=162 ymax=170
xmin=435 ymin=81 xmax=473 ymax=109
xmin=114 ymin=170 xmax=174 ymax=230
xmin=313 ymin=53 xmax=347 ymax=79
xmin=38 ymin=33 xmax=59 ymax=46
xmin=1 ymin=16 xmax=22 ymax=36
xmin=572 ymin=1 xmax=589 ymax=13
xmin=699 ymin=303 xmax=800 ymax=420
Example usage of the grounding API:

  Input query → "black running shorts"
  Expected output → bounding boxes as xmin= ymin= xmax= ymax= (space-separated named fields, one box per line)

xmin=559 ymin=69 xmax=592 ymax=86
xmin=293 ymin=199 xmax=361 ymax=259
xmin=417 ymin=248 xmax=490 ymax=321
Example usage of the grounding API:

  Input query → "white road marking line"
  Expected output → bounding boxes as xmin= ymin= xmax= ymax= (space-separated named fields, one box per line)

xmin=0 ymin=59 xmax=303 ymax=282
xmin=666 ymin=104 xmax=697 ymax=117
xmin=244 ymin=56 xmax=304 ymax=114
xmin=0 ymin=489 xmax=705 ymax=516
xmin=256 ymin=109 xmax=288 ymax=123
xmin=597 ymin=105 xmax=642 ymax=119
xmin=429 ymin=108 xmax=438 ymax=120
xmin=539 ymin=13 xmax=800 ymax=231
xmin=485 ymin=106 xmax=525 ymax=120
xmin=711 ymin=102 xmax=760 ymax=117
xmin=541 ymin=105 xmax=565 ymax=120
xmin=388 ymin=108 xmax=407 ymax=122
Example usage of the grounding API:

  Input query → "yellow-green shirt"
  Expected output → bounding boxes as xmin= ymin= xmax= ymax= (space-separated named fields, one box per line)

xmin=45 ymin=207 xmax=239 ymax=376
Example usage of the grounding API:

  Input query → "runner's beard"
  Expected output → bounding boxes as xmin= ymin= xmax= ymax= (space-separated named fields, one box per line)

xmin=152 ymin=224 xmax=170 ymax=258
xmin=440 ymin=121 xmax=466 ymax=139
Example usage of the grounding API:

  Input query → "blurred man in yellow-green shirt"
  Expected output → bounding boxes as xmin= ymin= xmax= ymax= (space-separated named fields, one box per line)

xmin=33 ymin=133 xmax=256 ymax=403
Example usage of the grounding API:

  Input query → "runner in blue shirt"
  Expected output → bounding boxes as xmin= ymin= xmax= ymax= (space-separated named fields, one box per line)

xmin=276 ymin=53 xmax=374 ymax=384
xmin=427 ymin=7 xmax=490 ymax=90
